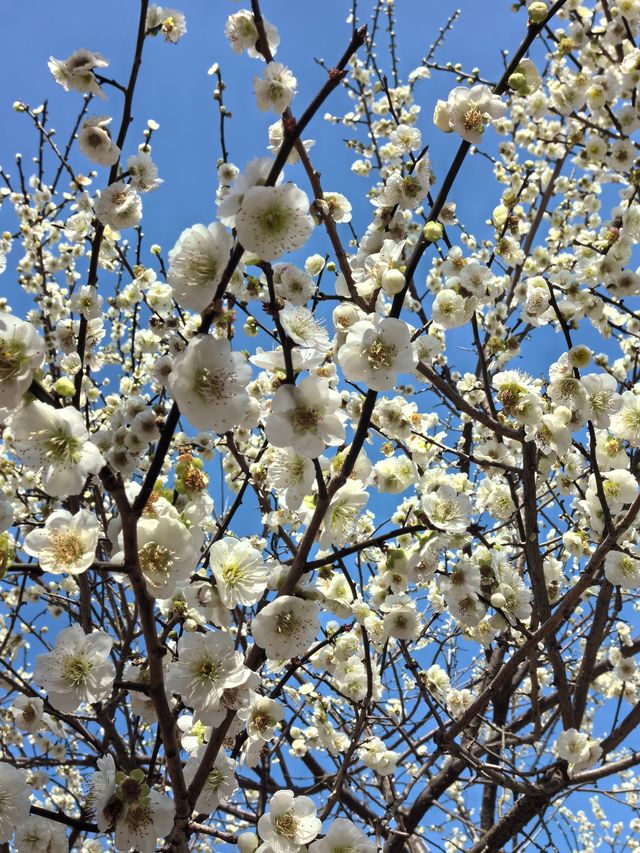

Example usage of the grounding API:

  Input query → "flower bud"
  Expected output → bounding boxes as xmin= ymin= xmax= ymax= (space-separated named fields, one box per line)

xmin=508 ymin=72 xmax=527 ymax=96
xmin=54 ymin=378 xmax=76 ymax=398
xmin=381 ymin=268 xmax=406 ymax=295
xmin=527 ymin=1 xmax=548 ymax=23
xmin=423 ymin=221 xmax=444 ymax=243
xmin=237 ymin=830 xmax=258 ymax=851
xmin=491 ymin=592 xmax=506 ymax=609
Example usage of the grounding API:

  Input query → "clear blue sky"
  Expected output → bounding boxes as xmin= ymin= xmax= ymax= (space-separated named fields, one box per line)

xmin=1 ymin=0 xmax=526 ymax=262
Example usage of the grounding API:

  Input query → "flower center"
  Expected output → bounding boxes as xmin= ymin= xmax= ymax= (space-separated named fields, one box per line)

xmin=194 ymin=367 xmax=228 ymax=402
xmin=196 ymin=657 xmax=223 ymax=682
xmin=49 ymin=528 xmax=85 ymax=566
xmin=292 ymin=405 xmax=320 ymax=432
xmin=61 ymin=654 xmax=93 ymax=685
xmin=221 ymin=561 xmax=243 ymax=586
xmin=365 ymin=337 xmax=396 ymax=370
xmin=274 ymin=810 xmax=299 ymax=839
xmin=275 ymin=611 xmax=299 ymax=637
xmin=0 ymin=339 xmax=27 ymax=382
xmin=182 ymin=252 xmax=219 ymax=286
xmin=139 ymin=542 xmax=174 ymax=578
xmin=206 ymin=767 xmax=224 ymax=792
xmin=464 ymin=107 xmax=485 ymax=132
xmin=252 ymin=711 xmax=274 ymax=734
xmin=257 ymin=203 xmax=291 ymax=235
xmin=45 ymin=430 xmax=83 ymax=464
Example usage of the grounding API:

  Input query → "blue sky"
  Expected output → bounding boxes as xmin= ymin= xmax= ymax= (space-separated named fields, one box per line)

xmin=2 ymin=0 xmax=526 ymax=262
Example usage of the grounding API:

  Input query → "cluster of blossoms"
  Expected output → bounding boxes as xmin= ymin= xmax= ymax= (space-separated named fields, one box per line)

xmin=0 ymin=1 xmax=640 ymax=851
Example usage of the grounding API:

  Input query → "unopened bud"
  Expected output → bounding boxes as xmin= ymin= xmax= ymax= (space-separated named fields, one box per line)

xmin=54 ymin=378 xmax=76 ymax=398
xmin=527 ymin=1 xmax=548 ymax=23
xmin=423 ymin=221 xmax=444 ymax=243
xmin=381 ymin=268 xmax=406 ymax=295
xmin=237 ymin=832 xmax=259 ymax=853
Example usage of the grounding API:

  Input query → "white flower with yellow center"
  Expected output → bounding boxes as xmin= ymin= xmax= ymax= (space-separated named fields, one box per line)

xmin=238 ymin=691 xmax=285 ymax=742
xmin=10 ymin=401 xmax=105 ymax=497
xmin=0 ymin=762 xmax=30 ymax=843
xmin=423 ymin=484 xmax=472 ymax=532
xmin=337 ymin=315 xmax=416 ymax=392
xmin=78 ymin=115 xmax=120 ymax=166
xmin=251 ymin=596 xmax=320 ymax=660
xmin=235 ymin=184 xmax=314 ymax=261
xmin=94 ymin=181 xmax=142 ymax=230
xmin=210 ymin=536 xmax=268 ymax=608
xmin=434 ymin=84 xmax=506 ymax=144
xmin=254 ymin=62 xmax=297 ymax=114
xmin=257 ymin=789 xmax=322 ymax=853
xmin=265 ymin=376 xmax=346 ymax=459
xmin=33 ymin=624 xmax=115 ymax=713
xmin=167 ymin=334 xmax=252 ymax=432
xmin=166 ymin=631 xmax=251 ymax=718
xmin=267 ymin=447 xmax=315 ymax=510
xmin=318 ymin=480 xmax=368 ymax=549
xmin=309 ymin=818 xmax=376 ymax=853
xmin=14 ymin=815 xmax=68 ymax=853
xmin=183 ymin=749 xmax=238 ymax=814
xmin=0 ymin=313 xmax=45 ymax=410
xmin=225 ymin=10 xmax=279 ymax=59
xmin=278 ymin=303 xmax=330 ymax=352
xmin=611 ymin=390 xmax=640 ymax=446
xmin=133 ymin=516 xmax=197 ymax=599
xmin=23 ymin=508 xmax=100 ymax=575
xmin=48 ymin=48 xmax=109 ymax=98
xmin=168 ymin=222 xmax=233 ymax=312
xmin=604 ymin=550 xmax=640 ymax=589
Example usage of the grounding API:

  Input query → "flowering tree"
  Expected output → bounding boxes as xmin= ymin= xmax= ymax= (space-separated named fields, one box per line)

xmin=2 ymin=0 xmax=640 ymax=850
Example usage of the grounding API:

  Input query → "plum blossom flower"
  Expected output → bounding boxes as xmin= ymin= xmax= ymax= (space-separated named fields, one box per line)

xmin=78 ymin=116 xmax=120 ymax=166
xmin=235 ymin=184 xmax=315 ymax=261
xmin=225 ymin=9 xmax=279 ymax=58
xmin=33 ymin=624 xmax=116 ymax=713
xmin=267 ymin=448 xmax=315 ymax=510
xmin=257 ymin=789 xmax=322 ymax=853
xmin=309 ymin=819 xmax=375 ymax=853
xmin=423 ymin=484 xmax=472 ymax=532
xmin=238 ymin=692 xmax=285 ymax=742
xmin=254 ymin=62 xmax=297 ymax=113
xmin=251 ymin=596 xmax=320 ymax=660
xmin=183 ymin=749 xmax=238 ymax=814
xmin=132 ymin=516 xmax=197 ymax=598
xmin=210 ymin=537 xmax=268 ymax=607
xmin=14 ymin=815 xmax=68 ymax=853
xmin=10 ymin=401 xmax=105 ymax=497
xmin=167 ymin=222 xmax=233 ymax=312
xmin=94 ymin=181 xmax=142 ymax=230
xmin=23 ymin=508 xmax=100 ymax=575
xmin=0 ymin=762 xmax=30 ymax=843
xmin=48 ymin=49 xmax=109 ymax=98
xmin=166 ymin=631 xmax=251 ymax=718
xmin=11 ymin=696 xmax=45 ymax=733
xmin=604 ymin=550 xmax=640 ymax=588
xmin=554 ymin=729 xmax=602 ymax=776
xmin=265 ymin=376 xmax=345 ymax=458
xmin=337 ymin=315 xmax=416 ymax=392
xmin=318 ymin=480 xmax=368 ymax=548
xmin=278 ymin=303 xmax=330 ymax=351
xmin=146 ymin=5 xmax=187 ymax=42
xmin=0 ymin=313 xmax=45 ymax=409
xmin=434 ymin=84 xmax=506 ymax=144
xmin=127 ymin=152 xmax=163 ymax=192
xmin=167 ymin=335 xmax=252 ymax=432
